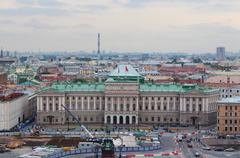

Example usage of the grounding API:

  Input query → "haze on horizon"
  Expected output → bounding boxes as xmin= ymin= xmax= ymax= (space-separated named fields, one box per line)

xmin=0 ymin=0 xmax=239 ymax=53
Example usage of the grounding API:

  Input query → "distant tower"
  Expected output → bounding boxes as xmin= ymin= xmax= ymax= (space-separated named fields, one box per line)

xmin=97 ymin=33 xmax=100 ymax=55
xmin=0 ymin=49 xmax=3 ymax=57
xmin=216 ymin=47 xmax=225 ymax=61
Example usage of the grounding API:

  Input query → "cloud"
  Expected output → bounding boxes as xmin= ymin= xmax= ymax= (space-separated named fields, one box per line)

xmin=16 ymin=0 xmax=63 ymax=7
xmin=0 ymin=6 xmax=67 ymax=16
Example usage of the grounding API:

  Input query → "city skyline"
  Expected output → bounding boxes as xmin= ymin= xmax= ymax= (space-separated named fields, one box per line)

xmin=0 ymin=0 xmax=240 ymax=53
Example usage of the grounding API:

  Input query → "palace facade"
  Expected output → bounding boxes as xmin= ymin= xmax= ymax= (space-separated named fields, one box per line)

xmin=36 ymin=65 xmax=219 ymax=126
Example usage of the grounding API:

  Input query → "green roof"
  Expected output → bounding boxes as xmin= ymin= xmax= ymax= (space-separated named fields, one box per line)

xmin=140 ymin=84 xmax=216 ymax=93
xmin=40 ymin=82 xmax=216 ymax=94
xmin=50 ymin=82 xmax=105 ymax=92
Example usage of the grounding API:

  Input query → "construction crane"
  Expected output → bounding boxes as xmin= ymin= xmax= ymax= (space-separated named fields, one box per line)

xmin=61 ymin=104 xmax=93 ymax=138
xmin=61 ymin=104 xmax=123 ymax=158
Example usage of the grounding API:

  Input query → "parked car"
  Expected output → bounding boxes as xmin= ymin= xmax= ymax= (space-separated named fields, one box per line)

xmin=187 ymin=143 xmax=193 ymax=148
xmin=225 ymin=147 xmax=235 ymax=152
xmin=202 ymin=146 xmax=211 ymax=150
xmin=195 ymin=152 xmax=200 ymax=157
xmin=214 ymin=147 xmax=224 ymax=151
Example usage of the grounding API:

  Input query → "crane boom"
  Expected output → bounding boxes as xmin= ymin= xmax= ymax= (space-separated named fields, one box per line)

xmin=61 ymin=104 xmax=93 ymax=138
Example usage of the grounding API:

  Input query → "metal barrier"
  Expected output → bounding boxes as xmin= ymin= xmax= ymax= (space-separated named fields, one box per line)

xmin=44 ymin=145 xmax=161 ymax=158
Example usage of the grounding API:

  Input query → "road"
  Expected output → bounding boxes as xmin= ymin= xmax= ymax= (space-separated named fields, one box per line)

xmin=178 ymin=133 xmax=240 ymax=158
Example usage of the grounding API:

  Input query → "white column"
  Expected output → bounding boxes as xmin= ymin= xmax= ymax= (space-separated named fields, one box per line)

xmin=154 ymin=97 xmax=157 ymax=110
xmin=46 ymin=97 xmax=49 ymax=111
xmin=110 ymin=115 xmax=113 ymax=124
xmin=161 ymin=97 xmax=164 ymax=111
xmin=148 ymin=97 xmax=151 ymax=110
xmin=130 ymin=116 xmax=132 ymax=124
xmin=53 ymin=96 xmax=55 ymax=111
xmin=180 ymin=98 xmax=183 ymax=112
xmin=183 ymin=98 xmax=186 ymax=112
xmin=100 ymin=97 xmax=102 ymax=111
xmin=117 ymin=116 xmax=120 ymax=124
xmin=40 ymin=97 xmax=43 ymax=111
xmin=105 ymin=97 xmax=108 ymax=111
xmin=123 ymin=116 xmax=126 ymax=124
xmin=117 ymin=98 xmax=120 ymax=111
xmin=196 ymin=98 xmax=199 ymax=112
xmin=75 ymin=98 xmax=78 ymax=110
xmin=62 ymin=96 xmax=65 ymax=111
xmin=93 ymin=97 xmax=96 ymax=110
xmin=37 ymin=97 xmax=40 ymax=112
xmin=173 ymin=97 xmax=176 ymax=111
xmin=69 ymin=97 xmax=72 ymax=110
xmin=167 ymin=97 xmax=170 ymax=111
xmin=136 ymin=97 xmax=139 ymax=112
xmin=143 ymin=97 xmax=145 ymax=110
xmin=111 ymin=97 xmax=114 ymax=111
xmin=202 ymin=98 xmax=205 ymax=112
xmin=104 ymin=115 xmax=107 ymax=124
xmin=58 ymin=97 xmax=61 ymax=111
xmin=130 ymin=98 xmax=133 ymax=111
xmin=124 ymin=98 xmax=127 ymax=111
xmin=189 ymin=98 xmax=192 ymax=112
xmin=206 ymin=98 xmax=209 ymax=112
xmin=136 ymin=116 xmax=138 ymax=124
xmin=87 ymin=97 xmax=90 ymax=110
xmin=81 ymin=97 xmax=84 ymax=110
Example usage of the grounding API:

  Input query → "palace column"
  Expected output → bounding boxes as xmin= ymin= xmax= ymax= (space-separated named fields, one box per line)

xmin=123 ymin=115 xmax=126 ymax=124
xmin=129 ymin=116 xmax=132 ymax=124
xmin=110 ymin=115 xmax=113 ymax=124
xmin=117 ymin=116 xmax=120 ymax=124
xmin=53 ymin=96 xmax=55 ymax=111
xmin=46 ymin=97 xmax=49 ymax=112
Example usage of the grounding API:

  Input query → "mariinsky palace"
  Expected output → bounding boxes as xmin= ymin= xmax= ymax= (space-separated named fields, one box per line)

xmin=35 ymin=65 xmax=219 ymax=126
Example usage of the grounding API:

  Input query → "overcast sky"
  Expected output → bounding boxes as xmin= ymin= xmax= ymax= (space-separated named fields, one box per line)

xmin=0 ymin=0 xmax=239 ymax=53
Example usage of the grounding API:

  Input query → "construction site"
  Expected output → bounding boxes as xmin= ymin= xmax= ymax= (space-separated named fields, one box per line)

xmin=0 ymin=105 xmax=162 ymax=158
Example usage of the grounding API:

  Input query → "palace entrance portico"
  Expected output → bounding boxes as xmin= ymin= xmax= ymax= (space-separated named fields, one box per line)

xmin=104 ymin=115 xmax=138 ymax=125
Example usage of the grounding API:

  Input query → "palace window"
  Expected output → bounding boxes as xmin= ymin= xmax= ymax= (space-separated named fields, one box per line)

xmin=126 ymin=104 xmax=130 ymax=111
xmin=186 ymin=104 xmax=190 ymax=112
xmin=120 ymin=104 xmax=124 ymax=111
xmin=199 ymin=104 xmax=202 ymax=111
xmin=55 ymin=104 xmax=59 ymax=111
xmin=133 ymin=104 xmax=136 ymax=111
xmin=164 ymin=105 xmax=167 ymax=111
xmin=43 ymin=104 xmax=46 ymax=111
xmin=151 ymin=106 xmax=154 ymax=110
xmin=152 ymin=117 xmax=154 ymax=121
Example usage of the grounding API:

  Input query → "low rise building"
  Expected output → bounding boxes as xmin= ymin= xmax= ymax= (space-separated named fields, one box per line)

xmin=35 ymin=65 xmax=219 ymax=127
xmin=217 ymin=97 xmax=240 ymax=136
xmin=0 ymin=91 xmax=30 ymax=130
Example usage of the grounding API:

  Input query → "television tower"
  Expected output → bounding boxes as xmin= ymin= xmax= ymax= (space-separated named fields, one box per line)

xmin=97 ymin=33 xmax=100 ymax=54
